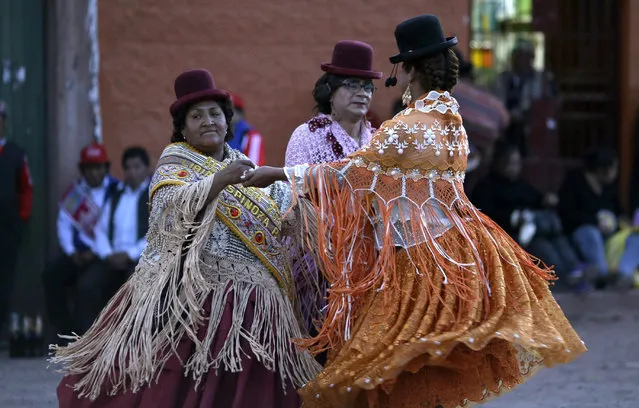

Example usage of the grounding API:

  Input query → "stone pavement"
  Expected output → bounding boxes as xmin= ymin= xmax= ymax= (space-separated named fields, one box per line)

xmin=0 ymin=355 xmax=58 ymax=407
xmin=0 ymin=292 xmax=638 ymax=408
xmin=485 ymin=291 xmax=639 ymax=408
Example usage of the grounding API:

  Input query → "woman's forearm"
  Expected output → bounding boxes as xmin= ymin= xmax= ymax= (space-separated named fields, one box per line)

xmin=270 ymin=167 xmax=288 ymax=182
xmin=205 ymin=173 xmax=231 ymax=205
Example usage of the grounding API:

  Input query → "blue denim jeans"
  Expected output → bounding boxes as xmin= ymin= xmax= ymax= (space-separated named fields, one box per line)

xmin=573 ymin=225 xmax=639 ymax=277
xmin=572 ymin=225 xmax=609 ymax=275
xmin=618 ymin=232 xmax=639 ymax=277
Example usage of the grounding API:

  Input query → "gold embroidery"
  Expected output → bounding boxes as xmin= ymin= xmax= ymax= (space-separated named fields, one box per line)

xmin=151 ymin=143 xmax=292 ymax=296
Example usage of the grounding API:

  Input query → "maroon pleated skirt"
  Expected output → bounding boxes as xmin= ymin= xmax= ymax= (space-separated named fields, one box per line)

xmin=57 ymin=289 xmax=301 ymax=408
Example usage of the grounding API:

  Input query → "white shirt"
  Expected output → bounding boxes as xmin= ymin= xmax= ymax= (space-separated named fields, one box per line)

xmin=94 ymin=180 xmax=149 ymax=262
xmin=57 ymin=177 xmax=112 ymax=256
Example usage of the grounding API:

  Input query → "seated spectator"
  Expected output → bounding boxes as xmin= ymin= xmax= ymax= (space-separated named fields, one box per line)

xmin=229 ymin=93 xmax=265 ymax=166
xmin=81 ymin=147 xmax=151 ymax=332
xmin=472 ymin=142 xmax=592 ymax=290
xmin=558 ymin=148 xmax=639 ymax=289
xmin=42 ymin=143 xmax=119 ymax=344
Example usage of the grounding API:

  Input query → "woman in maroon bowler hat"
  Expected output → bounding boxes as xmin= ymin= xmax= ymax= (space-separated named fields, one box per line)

xmin=285 ymin=40 xmax=383 ymax=168
xmin=284 ymin=40 xmax=383 ymax=351
xmin=51 ymin=68 xmax=320 ymax=408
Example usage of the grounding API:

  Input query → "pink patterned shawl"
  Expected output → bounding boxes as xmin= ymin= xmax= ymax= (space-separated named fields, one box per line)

xmin=285 ymin=113 xmax=374 ymax=166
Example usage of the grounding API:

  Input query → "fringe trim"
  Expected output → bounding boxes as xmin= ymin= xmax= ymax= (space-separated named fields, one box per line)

xmin=282 ymin=199 xmax=328 ymax=332
xmin=194 ymin=267 xmax=321 ymax=387
xmin=49 ymin=176 xmax=320 ymax=400
xmin=285 ymin=165 xmax=556 ymax=356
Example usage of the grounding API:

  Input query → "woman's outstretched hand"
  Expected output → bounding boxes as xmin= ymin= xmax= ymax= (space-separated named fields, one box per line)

xmin=241 ymin=166 xmax=287 ymax=188
xmin=218 ymin=159 xmax=255 ymax=186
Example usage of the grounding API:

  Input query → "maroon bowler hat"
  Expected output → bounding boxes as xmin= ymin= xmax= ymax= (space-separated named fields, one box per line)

xmin=169 ymin=69 xmax=230 ymax=116
xmin=321 ymin=40 xmax=383 ymax=79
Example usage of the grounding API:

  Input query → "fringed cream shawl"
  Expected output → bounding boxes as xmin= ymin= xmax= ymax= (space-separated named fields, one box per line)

xmin=51 ymin=143 xmax=321 ymax=400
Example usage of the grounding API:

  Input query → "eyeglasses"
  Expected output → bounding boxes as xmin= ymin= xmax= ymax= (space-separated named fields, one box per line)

xmin=341 ymin=79 xmax=376 ymax=94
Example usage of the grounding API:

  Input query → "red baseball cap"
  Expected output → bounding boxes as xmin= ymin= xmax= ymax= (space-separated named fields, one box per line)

xmin=229 ymin=93 xmax=245 ymax=111
xmin=80 ymin=142 xmax=109 ymax=165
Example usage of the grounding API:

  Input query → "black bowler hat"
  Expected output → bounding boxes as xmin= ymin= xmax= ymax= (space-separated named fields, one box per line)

xmin=389 ymin=15 xmax=458 ymax=64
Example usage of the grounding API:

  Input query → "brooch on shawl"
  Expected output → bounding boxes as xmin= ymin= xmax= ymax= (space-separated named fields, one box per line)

xmin=307 ymin=116 xmax=345 ymax=159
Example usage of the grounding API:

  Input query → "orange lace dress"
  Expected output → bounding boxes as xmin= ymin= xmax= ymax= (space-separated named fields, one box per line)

xmin=285 ymin=91 xmax=586 ymax=408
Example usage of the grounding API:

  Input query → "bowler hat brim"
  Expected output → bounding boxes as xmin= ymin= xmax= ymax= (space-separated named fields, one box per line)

xmin=389 ymin=37 xmax=458 ymax=64
xmin=321 ymin=63 xmax=383 ymax=80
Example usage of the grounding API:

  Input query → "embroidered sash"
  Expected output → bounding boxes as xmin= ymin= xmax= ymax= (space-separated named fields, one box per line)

xmin=150 ymin=143 xmax=293 ymax=296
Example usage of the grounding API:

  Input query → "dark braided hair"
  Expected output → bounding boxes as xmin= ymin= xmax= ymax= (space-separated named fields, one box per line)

xmin=170 ymin=98 xmax=235 ymax=143
xmin=402 ymin=48 xmax=459 ymax=93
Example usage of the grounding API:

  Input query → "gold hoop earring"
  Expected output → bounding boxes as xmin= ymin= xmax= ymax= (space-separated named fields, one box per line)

xmin=402 ymin=85 xmax=412 ymax=106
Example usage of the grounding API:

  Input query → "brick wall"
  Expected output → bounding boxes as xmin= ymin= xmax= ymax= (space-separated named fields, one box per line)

xmin=98 ymin=0 xmax=470 ymax=173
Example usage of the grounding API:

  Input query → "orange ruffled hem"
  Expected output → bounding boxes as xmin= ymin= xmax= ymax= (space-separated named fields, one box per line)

xmin=298 ymin=222 xmax=586 ymax=408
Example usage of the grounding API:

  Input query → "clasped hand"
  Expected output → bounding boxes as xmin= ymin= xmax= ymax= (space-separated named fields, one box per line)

xmin=241 ymin=166 xmax=286 ymax=188
xmin=218 ymin=161 xmax=285 ymax=188
xmin=218 ymin=159 xmax=255 ymax=185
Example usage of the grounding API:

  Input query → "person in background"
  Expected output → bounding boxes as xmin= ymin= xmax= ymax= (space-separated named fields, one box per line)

xmin=558 ymin=148 xmax=639 ymax=289
xmin=285 ymin=40 xmax=382 ymax=167
xmin=492 ymin=39 xmax=558 ymax=156
xmin=472 ymin=142 xmax=593 ymax=290
xmin=0 ymin=100 xmax=33 ymax=341
xmin=453 ymin=47 xmax=509 ymax=197
xmin=283 ymin=40 xmax=383 ymax=359
xmin=42 ymin=142 xmax=119 ymax=342
xmin=78 ymin=146 xmax=151 ymax=333
xmin=229 ymin=93 xmax=265 ymax=166
xmin=454 ymin=47 xmax=510 ymax=137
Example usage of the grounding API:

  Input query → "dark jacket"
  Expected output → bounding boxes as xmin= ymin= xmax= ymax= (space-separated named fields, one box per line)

xmin=558 ymin=169 xmax=620 ymax=234
xmin=471 ymin=172 xmax=543 ymax=237
xmin=0 ymin=141 xmax=25 ymax=233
